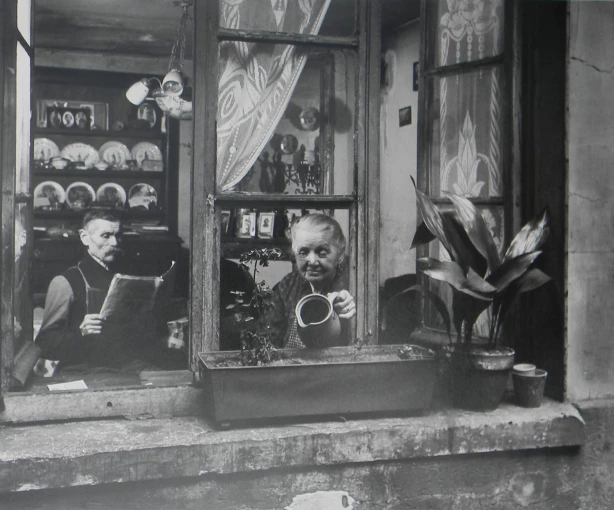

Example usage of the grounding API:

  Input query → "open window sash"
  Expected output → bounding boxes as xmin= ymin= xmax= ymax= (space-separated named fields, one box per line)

xmin=417 ymin=0 xmax=520 ymax=342
xmin=1 ymin=0 xmax=34 ymax=393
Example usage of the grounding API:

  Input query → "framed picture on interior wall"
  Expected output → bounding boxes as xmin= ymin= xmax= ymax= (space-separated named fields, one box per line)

xmin=36 ymin=100 xmax=109 ymax=130
xmin=258 ymin=212 xmax=275 ymax=239
xmin=399 ymin=106 xmax=412 ymax=127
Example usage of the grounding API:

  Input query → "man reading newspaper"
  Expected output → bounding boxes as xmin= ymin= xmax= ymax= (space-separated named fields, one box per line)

xmin=35 ymin=210 xmax=180 ymax=372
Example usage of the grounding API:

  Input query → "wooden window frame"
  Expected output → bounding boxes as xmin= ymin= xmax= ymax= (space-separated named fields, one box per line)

xmin=189 ymin=0 xmax=381 ymax=369
xmin=414 ymin=0 xmax=522 ymax=344
xmin=0 ymin=0 xmax=381 ymax=421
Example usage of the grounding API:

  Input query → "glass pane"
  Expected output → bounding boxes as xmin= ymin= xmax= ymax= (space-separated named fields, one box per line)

xmin=217 ymin=46 xmax=355 ymax=196
xmin=219 ymin=0 xmax=354 ymax=37
xmin=15 ymin=42 xmax=30 ymax=196
xmin=14 ymin=203 xmax=32 ymax=354
xmin=428 ymin=67 xmax=504 ymax=197
xmin=220 ymin=208 xmax=352 ymax=350
xmin=17 ymin=0 xmax=31 ymax=46
xmin=429 ymin=0 xmax=504 ymax=67
xmin=424 ymin=204 xmax=505 ymax=336
xmin=30 ymin=70 xmax=190 ymax=377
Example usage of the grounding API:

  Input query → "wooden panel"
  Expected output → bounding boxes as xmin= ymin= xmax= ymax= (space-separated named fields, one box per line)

xmin=190 ymin=0 xmax=220 ymax=366
xmin=355 ymin=0 xmax=381 ymax=344
xmin=1 ymin=0 xmax=19 ymax=392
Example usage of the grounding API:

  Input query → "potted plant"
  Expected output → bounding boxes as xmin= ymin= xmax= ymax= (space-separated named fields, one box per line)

xmin=410 ymin=180 xmax=552 ymax=410
xmin=198 ymin=248 xmax=437 ymax=428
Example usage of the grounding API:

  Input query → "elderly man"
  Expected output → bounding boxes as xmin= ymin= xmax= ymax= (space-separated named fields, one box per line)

xmin=36 ymin=210 xmax=163 ymax=370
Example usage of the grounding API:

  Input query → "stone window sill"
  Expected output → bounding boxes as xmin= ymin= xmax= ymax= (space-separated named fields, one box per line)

xmin=0 ymin=399 xmax=584 ymax=494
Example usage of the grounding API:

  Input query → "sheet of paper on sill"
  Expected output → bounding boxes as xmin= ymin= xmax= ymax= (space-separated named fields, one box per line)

xmin=47 ymin=380 xmax=88 ymax=391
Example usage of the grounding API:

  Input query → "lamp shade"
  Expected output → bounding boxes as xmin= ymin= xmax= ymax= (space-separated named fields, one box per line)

xmin=126 ymin=78 xmax=151 ymax=105
xmin=162 ymin=69 xmax=184 ymax=96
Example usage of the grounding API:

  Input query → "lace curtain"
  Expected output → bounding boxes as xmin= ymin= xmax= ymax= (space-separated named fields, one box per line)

xmin=217 ymin=0 xmax=331 ymax=191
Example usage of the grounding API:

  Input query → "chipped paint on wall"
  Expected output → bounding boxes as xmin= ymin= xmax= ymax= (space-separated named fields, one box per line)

xmin=286 ymin=490 xmax=355 ymax=510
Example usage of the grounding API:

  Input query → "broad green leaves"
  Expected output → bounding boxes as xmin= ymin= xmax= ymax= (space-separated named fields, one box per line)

xmin=411 ymin=182 xmax=552 ymax=347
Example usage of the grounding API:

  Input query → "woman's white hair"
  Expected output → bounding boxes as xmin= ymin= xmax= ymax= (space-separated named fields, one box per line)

xmin=290 ymin=213 xmax=346 ymax=256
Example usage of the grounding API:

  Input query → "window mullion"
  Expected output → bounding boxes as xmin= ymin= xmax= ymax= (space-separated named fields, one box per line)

xmin=190 ymin=0 xmax=220 ymax=367
xmin=424 ymin=54 xmax=505 ymax=77
xmin=217 ymin=28 xmax=358 ymax=49
xmin=354 ymin=0 xmax=380 ymax=344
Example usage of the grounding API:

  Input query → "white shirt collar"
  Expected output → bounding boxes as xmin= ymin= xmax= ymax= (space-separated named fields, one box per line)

xmin=89 ymin=252 xmax=110 ymax=271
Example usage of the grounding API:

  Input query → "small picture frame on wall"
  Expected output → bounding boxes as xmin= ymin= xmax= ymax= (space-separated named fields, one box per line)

xmin=258 ymin=212 xmax=275 ymax=239
xmin=399 ymin=106 xmax=412 ymax=127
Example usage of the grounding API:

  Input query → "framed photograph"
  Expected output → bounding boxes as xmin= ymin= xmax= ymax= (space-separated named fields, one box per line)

xmin=136 ymin=101 xmax=161 ymax=131
xmin=220 ymin=210 xmax=232 ymax=236
xmin=399 ymin=106 xmax=412 ymax=127
xmin=235 ymin=208 xmax=253 ymax=239
xmin=36 ymin=99 xmax=109 ymax=130
xmin=258 ymin=212 xmax=275 ymax=239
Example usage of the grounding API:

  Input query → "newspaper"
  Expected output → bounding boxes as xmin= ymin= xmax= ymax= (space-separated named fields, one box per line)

xmin=99 ymin=261 xmax=176 ymax=323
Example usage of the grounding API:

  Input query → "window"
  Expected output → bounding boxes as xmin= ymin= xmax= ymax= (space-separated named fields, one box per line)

xmin=189 ymin=0 xmax=381 ymax=364
xmin=1 ymin=0 xmax=33 ymax=392
xmin=416 ymin=0 xmax=520 ymax=342
xmin=0 ymin=0 xmax=382 ymax=418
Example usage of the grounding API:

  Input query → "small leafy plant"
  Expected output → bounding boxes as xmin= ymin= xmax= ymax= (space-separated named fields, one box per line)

xmin=410 ymin=179 xmax=552 ymax=350
xmin=229 ymin=248 xmax=283 ymax=366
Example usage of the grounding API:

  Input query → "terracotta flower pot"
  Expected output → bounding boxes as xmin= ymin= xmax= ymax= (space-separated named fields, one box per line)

xmin=440 ymin=344 xmax=515 ymax=411
xmin=513 ymin=368 xmax=547 ymax=408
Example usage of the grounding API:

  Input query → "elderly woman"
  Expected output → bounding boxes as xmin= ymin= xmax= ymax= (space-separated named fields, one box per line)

xmin=267 ymin=213 xmax=356 ymax=348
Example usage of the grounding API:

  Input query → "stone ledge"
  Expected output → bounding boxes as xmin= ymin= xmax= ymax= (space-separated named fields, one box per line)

xmin=0 ymin=399 xmax=584 ymax=494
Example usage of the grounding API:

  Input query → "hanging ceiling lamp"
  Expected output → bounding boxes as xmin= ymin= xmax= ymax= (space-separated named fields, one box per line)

xmin=125 ymin=0 xmax=193 ymax=120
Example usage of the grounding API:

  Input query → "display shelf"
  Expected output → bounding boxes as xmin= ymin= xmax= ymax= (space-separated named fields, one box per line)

xmin=33 ymin=209 xmax=165 ymax=219
xmin=34 ymin=127 xmax=164 ymax=139
xmin=221 ymin=237 xmax=292 ymax=260
xmin=32 ymin=168 xmax=165 ymax=178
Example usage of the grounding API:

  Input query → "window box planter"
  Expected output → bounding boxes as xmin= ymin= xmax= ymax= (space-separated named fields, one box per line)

xmin=198 ymin=345 xmax=436 ymax=427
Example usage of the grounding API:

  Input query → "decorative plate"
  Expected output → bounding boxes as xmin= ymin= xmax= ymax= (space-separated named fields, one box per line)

xmin=65 ymin=182 xmax=96 ymax=210
xmin=96 ymin=183 xmax=127 ymax=209
xmin=131 ymin=142 xmax=163 ymax=168
xmin=33 ymin=138 xmax=60 ymax=162
xmin=128 ymin=183 xmax=158 ymax=210
xmin=33 ymin=181 xmax=65 ymax=210
xmin=99 ymin=141 xmax=131 ymax=168
xmin=60 ymin=143 xmax=100 ymax=168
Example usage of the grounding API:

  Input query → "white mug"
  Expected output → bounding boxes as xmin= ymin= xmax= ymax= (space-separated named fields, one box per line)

xmin=126 ymin=79 xmax=150 ymax=105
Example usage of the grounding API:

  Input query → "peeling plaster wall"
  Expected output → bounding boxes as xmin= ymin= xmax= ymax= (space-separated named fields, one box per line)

xmin=1 ymin=401 xmax=613 ymax=509
xmin=379 ymin=21 xmax=420 ymax=284
xmin=566 ymin=2 xmax=614 ymax=401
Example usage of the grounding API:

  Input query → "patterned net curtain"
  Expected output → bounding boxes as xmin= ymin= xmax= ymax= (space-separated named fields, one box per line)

xmin=217 ymin=0 xmax=331 ymax=191
xmin=426 ymin=0 xmax=507 ymax=338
